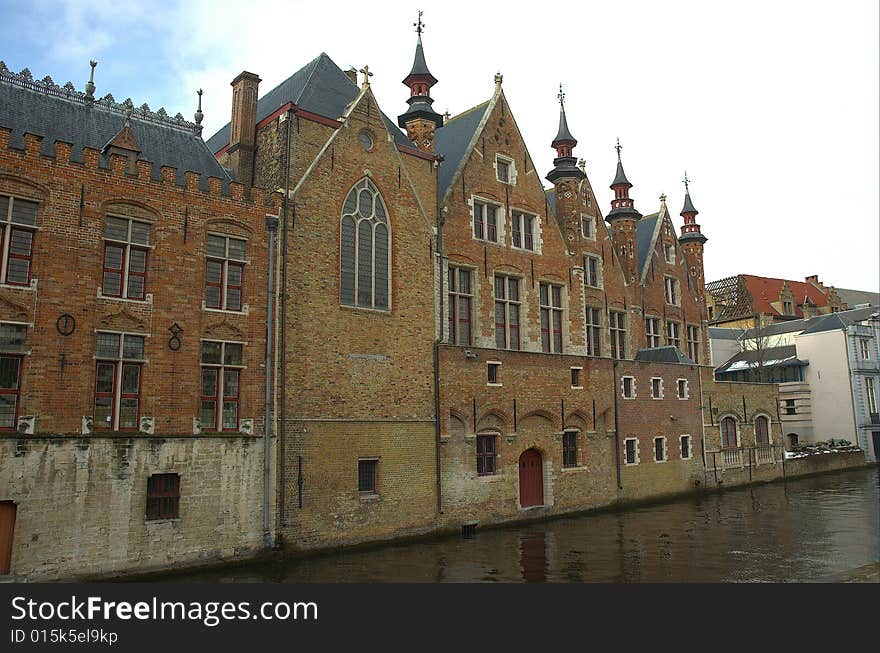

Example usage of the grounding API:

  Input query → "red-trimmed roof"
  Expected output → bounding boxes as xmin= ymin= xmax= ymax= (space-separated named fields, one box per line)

xmin=742 ymin=275 xmax=830 ymax=317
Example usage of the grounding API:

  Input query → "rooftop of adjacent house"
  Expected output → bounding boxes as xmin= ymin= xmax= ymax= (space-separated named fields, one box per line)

xmin=205 ymin=53 xmax=410 ymax=155
xmin=0 ymin=62 xmax=229 ymax=186
xmin=434 ymin=99 xmax=491 ymax=200
xmin=835 ymin=287 xmax=880 ymax=309
xmin=715 ymin=344 xmax=808 ymax=374
xmin=735 ymin=304 xmax=879 ymax=340
xmin=634 ymin=345 xmax=696 ymax=365
xmin=708 ymin=327 xmax=745 ymax=340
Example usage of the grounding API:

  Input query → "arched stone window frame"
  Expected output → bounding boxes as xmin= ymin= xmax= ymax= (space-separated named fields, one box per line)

xmin=720 ymin=414 xmax=739 ymax=449
xmin=753 ymin=413 xmax=772 ymax=445
xmin=340 ymin=178 xmax=390 ymax=311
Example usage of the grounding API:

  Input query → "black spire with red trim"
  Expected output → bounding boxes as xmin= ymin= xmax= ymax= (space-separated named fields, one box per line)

xmin=398 ymin=11 xmax=443 ymax=130
xmin=546 ymin=84 xmax=585 ymax=183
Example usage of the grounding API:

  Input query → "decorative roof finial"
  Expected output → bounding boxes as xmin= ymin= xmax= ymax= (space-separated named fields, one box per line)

xmin=615 ymin=138 xmax=622 ymax=161
xmin=359 ymin=65 xmax=373 ymax=88
xmin=558 ymin=83 xmax=565 ymax=106
xmin=494 ymin=71 xmax=503 ymax=85
xmin=84 ymin=60 xmax=97 ymax=102
xmin=414 ymin=10 xmax=424 ymax=35
xmin=682 ymin=170 xmax=690 ymax=192
xmin=195 ymin=89 xmax=204 ymax=125
xmin=660 ymin=193 xmax=667 ymax=203
xmin=578 ymin=158 xmax=586 ymax=171
xmin=123 ymin=98 xmax=133 ymax=127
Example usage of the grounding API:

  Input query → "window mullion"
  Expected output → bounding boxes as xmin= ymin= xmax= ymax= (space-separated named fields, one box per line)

xmin=0 ymin=224 xmax=10 ymax=285
xmin=113 ymin=359 xmax=122 ymax=431
xmin=121 ymin=244 xmax=131 ymax=299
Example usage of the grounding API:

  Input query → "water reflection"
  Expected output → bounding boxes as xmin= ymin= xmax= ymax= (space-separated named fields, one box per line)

xmin=174 ymin=468 xmax=879 ymax=583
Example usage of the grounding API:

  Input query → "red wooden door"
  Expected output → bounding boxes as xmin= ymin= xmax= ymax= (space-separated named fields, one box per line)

xmin=519 ymin=449 xmax=544 ymax=508
xmin=0 ymin=501 xmax=16 ymax=575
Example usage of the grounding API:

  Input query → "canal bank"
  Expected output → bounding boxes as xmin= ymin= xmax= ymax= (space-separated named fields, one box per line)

xmin=158 ymin=466 xmax=880 ymax=583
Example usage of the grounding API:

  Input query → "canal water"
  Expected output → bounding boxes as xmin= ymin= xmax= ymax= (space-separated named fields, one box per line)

xmin=178 ymin=467 xmax=880 ymax=583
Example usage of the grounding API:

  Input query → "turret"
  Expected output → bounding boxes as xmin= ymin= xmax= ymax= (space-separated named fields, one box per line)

xmin=678 ymin=172 xmax=708 ymax=293
xmin=546 ymin=85 xmax=585 ymax=184
xmin=605 ymin=139 xmax=641 ymax=282
xmin=397 ymin=12 xmax=443 ymax=153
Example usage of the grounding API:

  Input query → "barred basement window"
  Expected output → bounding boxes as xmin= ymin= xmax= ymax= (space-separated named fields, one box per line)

xmin=477 ymin=433 xmax=497 ymax=476
xmin=610 ymin=310 xmax=626 ymax=359
xmin=563 ymin=430 xmax=578 ymax=468
xmin=539 ymin=282 xmax=564 ymax=353
xmin=494 ymin=274 xmax=520 ymax=350
xmin=94 ymin=332 xmax=144 ymax=431
xmin=473 ymin=199 xmax=499 ymax=243
xmin=646 ymin=317 xmax=661 ymax=348
xmin=448 ymin=266 xmax=473 ymax=345
xmin=686 ymin=325 xmax=700 ymax=363
xmin=340 ymin=178 xmax=390 ymax=310
xmin=205 ymin=234 xmax=246 ymax=311
xmin=358 ymin=459 xmax=378 ymax=494
xmin=103 ymin=216 xmax=150 ymax=300
xmin=146 ymin=473 xmax=180 ymax=520
xmin=0 ymin=194 xmax=38 ymax=286
xmin=201 ymin=340 xmax=244 ymax=431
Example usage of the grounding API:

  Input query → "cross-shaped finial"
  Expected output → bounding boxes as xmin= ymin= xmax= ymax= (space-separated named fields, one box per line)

xmin=359 ymin=65 xmax=373 ymax=88
xmin=682 ymin=171 xmax=690 ymax=191
xmin=557 ymin=83 xmax=565 ymax=106
xmin=615 ymin=138 xmax=622 ymax=161
xmin=659 ymin=193 xmax=667 ymax=202
xmin=414 ymin=10 xmax=424 ymax=35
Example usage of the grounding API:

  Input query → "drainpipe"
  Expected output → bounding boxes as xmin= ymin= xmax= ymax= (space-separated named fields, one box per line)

xmin=612 ymin=358 xmax=622 ymax=489
xmin=276 ymin=108 xmax=292 ymax=540
xmin=263 ymin=214 xmax=279 ymax=549
xmin=433 ymin=156 xmax=445 ymax=515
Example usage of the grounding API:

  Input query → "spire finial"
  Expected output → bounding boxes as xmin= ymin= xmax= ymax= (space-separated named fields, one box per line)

xmin=615 ymin=138 xmax=622 ymax=161
xmin=557 ymin=83 xmax=565 ymax=106
xmin=683 ymin=171 xmax=690 ymax=192
xmin=494 ymin=71 xmax=503 ymax=85
xmin=660 ymin=193 xmax=667 ymax=203
xmin=414 ymin=10 xmax=424 ymax=35
xmin=195 ymin=89 xmax=204 ymax=124
xmin=359 ymin=65 xmax=373 ymax=88
xmin=85 ymin=60 xmax=97 ymax=101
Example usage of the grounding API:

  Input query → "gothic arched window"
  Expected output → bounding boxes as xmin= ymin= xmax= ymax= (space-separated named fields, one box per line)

xmin=340 ymin=178 xmax=389 ymax=310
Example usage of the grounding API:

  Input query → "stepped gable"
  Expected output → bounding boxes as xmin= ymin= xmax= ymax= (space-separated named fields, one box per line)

xmin=0 ymin=62 xmax=228 ymax=188
xmin=206 ymin=53 xmax=411 ymax=154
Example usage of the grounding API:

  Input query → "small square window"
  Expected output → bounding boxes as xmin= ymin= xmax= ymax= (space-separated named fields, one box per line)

xmin=146 ymin=473 xmax=180 ymax=520
xmin=654 ymin=436 xmax=666 ymax=462
xmin=651 ymin=377 xmax=663 ymax=399
xmin=358 ymin=459 xmax=378 ymax=494
xmin=680 ymin=435 xmax=691 ymax=460
xmin=571 ymin=367 xmax=582 ymax=388
xmin=622 ymin=376 xmax=635 ymax=399
xmin=487 ymin=362 xmax=501 ymax=385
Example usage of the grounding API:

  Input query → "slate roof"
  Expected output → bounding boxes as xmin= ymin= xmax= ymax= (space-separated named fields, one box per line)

xmin=551 ymin=105 xmax=576 ymax=146
xmin=715 ymin=344 xmax=807 ymax=374
xmin=434 ymin=100 xmax=491 ymax=199
xmin=611 ymin=160 xmax=632 ymax=188
xmin=799 ymin=305 xmax=879 ymax=335
xmin=544 ymin=189 xmax=556 ymax=217
xmin=634 ymin=345 xmax=696 ymax=365
xmin=681 ymin=190 xmax=698 ymax=215
xmin=836 ymin=287 xmax=880 ymax=308
xmin=0 ymin=69 xmax=230 ymax=186
xmin=708 ymin=327 xmax=745 ymax=340
xmin=636 ymin=212 xmax=659 ymax=278
xmin=205 ymin=53 xmax=410 ymax=154
xmin=403 ymin=36 xmax=437 ymax=86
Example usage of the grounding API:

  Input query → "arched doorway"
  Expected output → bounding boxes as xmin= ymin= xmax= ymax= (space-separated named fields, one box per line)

xmin=519 ymin=449 xmax=544 ymax=508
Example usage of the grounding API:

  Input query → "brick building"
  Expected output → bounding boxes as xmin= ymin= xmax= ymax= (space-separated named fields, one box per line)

xmin=0 ymin=62 xmax=280 ymax=578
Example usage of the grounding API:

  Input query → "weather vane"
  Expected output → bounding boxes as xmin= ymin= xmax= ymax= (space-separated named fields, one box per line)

xmin=683 ymin=171 xmax=691 ymax=191
xmin=615 ymin=138 xmax=622 ymax=160
xmin=414 ymin=10 xmax=424 ymax=35
xmin=557 ymin=83 xmax=565 ymax=106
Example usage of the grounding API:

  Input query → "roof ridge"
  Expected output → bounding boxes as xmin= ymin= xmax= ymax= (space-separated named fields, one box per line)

xmin=444 ymin=100 xmax=490 ymax=125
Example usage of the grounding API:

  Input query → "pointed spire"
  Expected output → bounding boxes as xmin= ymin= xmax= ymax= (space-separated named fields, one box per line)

xmin=610 ymin=138 xmax=632 ymax=188
xmin=679 ymin=171 xmax=707 ymax=244
xmin=546 ymin=84 xmax=585 ymax=183
xmin=606 ymin=139 xmax=640 ymax=224
xmin=551 ymin=84 xmax=577 ymax=148
xmin=680 ymin=171 xmax=698 ymax=216
xmin=402 ymin=11 xmax=437 ymax=88
xmin=398 ymin=11 xmax=442 ymax=131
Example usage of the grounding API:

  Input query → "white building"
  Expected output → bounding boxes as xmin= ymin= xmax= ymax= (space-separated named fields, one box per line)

xmin=711 ymin=305 xmax=879 ymax=461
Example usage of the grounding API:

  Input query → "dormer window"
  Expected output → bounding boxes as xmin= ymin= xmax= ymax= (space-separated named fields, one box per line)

xmin=783 ymin=301 xmax=793 ymax=315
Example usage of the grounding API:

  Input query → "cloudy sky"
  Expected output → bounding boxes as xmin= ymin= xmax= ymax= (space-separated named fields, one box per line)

xmin=2 ymin=0 xmax=877 ymax=291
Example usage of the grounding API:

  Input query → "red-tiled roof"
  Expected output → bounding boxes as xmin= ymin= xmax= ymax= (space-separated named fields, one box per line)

xmin=742 ymin=275 xmax=830 ymax=317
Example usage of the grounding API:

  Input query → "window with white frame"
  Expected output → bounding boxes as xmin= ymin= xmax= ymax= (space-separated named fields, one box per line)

xmin=340 ymin=178 xmax=389 ymax=310
xmin=473 ymin=199 xmax=499 ymax=243
xmin=651 ymin=377 xmax=663 ymax=399
xmin=666 ymin=321 xmax=681 ymax=351
xmin=581 ymin=214 xmax=595 ymax=240
xmin=664 ymin=242 xmax=675 ymax=264
xmin=103 ymin=216 xmax=151 ymax=300
xmin=0 ymin=323 xmax=26 ymax=430
xmin=511 ymin=211 xmax=535 ymax=251
xmin=622 ymin=376 xmax=636 ymax=399
xmin=206 ymin=234 xmax=246 ymax=311
xmin=584 ymin=255 xmax=602 ymax=288
xmin=677 ymin=378 xmax=689 ymax=399
xmin=680 ymin=435 xmax=692 ymax=460
xmin=0 ymin=194 xmax=38 ymax=286
xmin=495 ymin=154 xmax=514 ymax=184
xmin=200 ymin=340 xmax=244 ymax=431
xmin=664 ymin=276 xmax=680 ymax=306
xmin=539 ymin=282 xmax=564 ymax=353
xmin=646 ymin=317 xmax=661 ymax=348
xmin=686 ymin=325 xmax=700 ymax=363
xmin=586 ymin=307 xmax=601 ymax=357
xmin=866 ymin=377 xmax=878 ymax=416
xmin=494 ymin=274 xmax=520 ymax=350
xmin=859 ymin=339 xmax=871 ymax=360
xmin=653 ymin=436 xmax=666 ymax=462
xmin=624 ymin=437 xmax=639 ymax=465
xmin=94 ymin=332 xmax=145 ymax=431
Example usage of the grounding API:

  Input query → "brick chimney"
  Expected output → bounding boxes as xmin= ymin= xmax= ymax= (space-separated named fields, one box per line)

xmin=227 ymin=71 xmax=261 ymax=186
